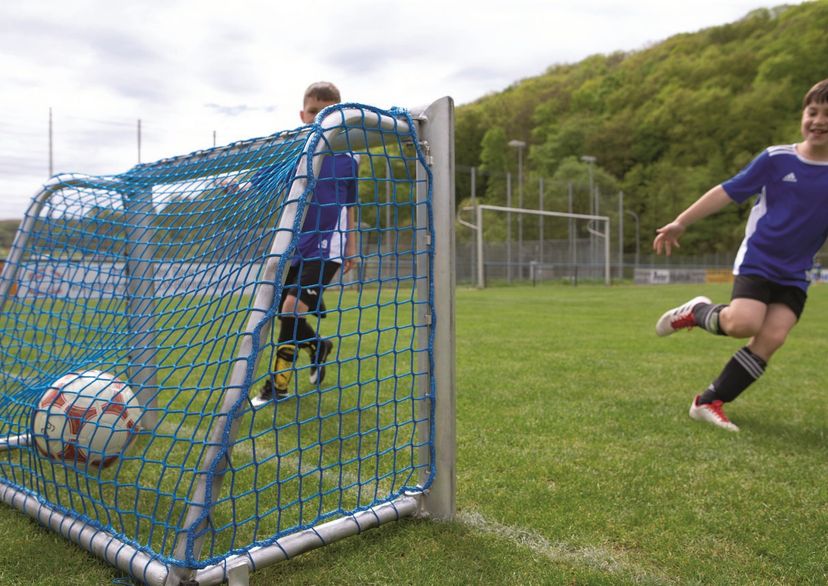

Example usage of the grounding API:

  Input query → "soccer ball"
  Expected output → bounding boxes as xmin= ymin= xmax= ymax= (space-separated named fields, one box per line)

xmin=32 ymin=370 xmax=140 ymax=468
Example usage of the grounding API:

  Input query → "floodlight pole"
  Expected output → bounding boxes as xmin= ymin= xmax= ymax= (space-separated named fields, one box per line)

xmin=470 ymin=166 xmax=478 ymax=285
xmin=581 ymin=155 xmax=597 ymax=270
xmin=506 ymin=173 xmax=512 ymax=283
xmin=508 ymin=140 xmax=526 ymax=279
xmin=618 ymin=190 xmax=624 ymax=280
xmin=538 ymin=176 xmax=544 ymax=265
xmin=627 ymin=209 xmax=640 ymax=273
xmin=476 ymin=203 xmax=485 ymax=289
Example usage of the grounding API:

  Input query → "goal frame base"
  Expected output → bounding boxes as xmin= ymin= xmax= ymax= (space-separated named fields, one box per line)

xmin=0 ymin=474 xmax=422 ymax=586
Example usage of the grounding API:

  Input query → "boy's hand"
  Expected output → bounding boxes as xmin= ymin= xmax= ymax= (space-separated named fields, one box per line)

xmin=215 ymin=178 xmax=252 ymax=194
xmin=216 ymin=178 xmax=239 ymax=193
xmin=342 ymin=258 xmax=357 ymax=274
xmin=653 ymin=222 xmax=686 ymax=256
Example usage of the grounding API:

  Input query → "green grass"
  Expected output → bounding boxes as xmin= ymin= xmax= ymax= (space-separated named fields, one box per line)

xmin=0 ymin=283 xmax=826 ymax=584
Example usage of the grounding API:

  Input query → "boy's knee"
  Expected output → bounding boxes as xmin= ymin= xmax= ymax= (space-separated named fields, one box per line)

xmin=281 ymin=294 xmax=299 ymax=314
xmin=754 ymin=330 xmax=788 ymax=355
xmin=720 ymin=311 xmax=762 ymax=338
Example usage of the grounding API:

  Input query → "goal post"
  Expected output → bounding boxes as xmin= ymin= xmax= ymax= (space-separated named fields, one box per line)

xmin=0 ymin=97 xmax=455 ymax=585
xmin=416 ymin=97 xmax=456 ymax=520
xmin=469 ymin=204 xmax=611 ymax=287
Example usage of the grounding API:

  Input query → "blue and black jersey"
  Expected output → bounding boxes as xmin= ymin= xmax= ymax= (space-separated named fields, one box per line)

xmin=253 ymin=153 xmax=359 ymax=265
xmin=723 ymin=145 xmax=828 ymax=291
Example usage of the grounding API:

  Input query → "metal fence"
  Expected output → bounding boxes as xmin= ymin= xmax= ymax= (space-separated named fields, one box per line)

xmin=453 ymin=236 xmax=739 ymax=286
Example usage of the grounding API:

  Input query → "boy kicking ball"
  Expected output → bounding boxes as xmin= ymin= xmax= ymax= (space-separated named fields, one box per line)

xmin=653 ymin=78 xmax=828 ymax=432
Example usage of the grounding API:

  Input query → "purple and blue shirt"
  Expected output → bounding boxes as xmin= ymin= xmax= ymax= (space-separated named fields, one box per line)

xmin=723 ymin=144 xmax=828 ymax=291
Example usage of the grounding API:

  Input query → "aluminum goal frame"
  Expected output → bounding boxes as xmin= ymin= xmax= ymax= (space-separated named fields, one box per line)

xmin=0 ymin=97 xmax=456 ymax=586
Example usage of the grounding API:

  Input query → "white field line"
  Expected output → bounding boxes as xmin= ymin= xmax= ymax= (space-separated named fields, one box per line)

xmin=124 ymin=422 xmax=671 ymax=582
xmin=456 ymin=510 xmax=674 ymax=584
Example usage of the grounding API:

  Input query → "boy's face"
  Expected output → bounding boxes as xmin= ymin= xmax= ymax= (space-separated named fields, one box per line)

xmin=801 ymin=100 xmax=828 ymax=150
xmin=300 ymin=97 xmax=338 ymax=124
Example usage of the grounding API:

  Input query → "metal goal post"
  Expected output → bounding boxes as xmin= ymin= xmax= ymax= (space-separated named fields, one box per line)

xmin=466 ymin=204 xmax=611 ymax=287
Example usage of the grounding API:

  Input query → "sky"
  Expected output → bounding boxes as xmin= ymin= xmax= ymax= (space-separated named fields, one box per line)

xmin=0 ymin=0 xmax=801 ymax=220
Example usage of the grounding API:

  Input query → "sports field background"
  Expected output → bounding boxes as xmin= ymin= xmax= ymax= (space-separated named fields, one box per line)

xmin=0 ymin=282 xmax=825 ymax=584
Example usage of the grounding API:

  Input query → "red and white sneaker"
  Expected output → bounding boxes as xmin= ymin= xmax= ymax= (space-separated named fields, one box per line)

xmin=689 ymin=395 xmax=739 ymax=432
xmin=655 ymin=296 xmax=711 ymax=336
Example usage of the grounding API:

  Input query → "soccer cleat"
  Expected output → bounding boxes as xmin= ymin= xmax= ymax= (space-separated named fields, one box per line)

xmin=251 ymin=344 xmax=296 ymax=407
xmin=688 ymin=395 xmax=740 ymax=432
xmin=655 ymin=296 xmax=712 ymax=336
xmin=308 ymin=339 xmax=334 ymax=385
xmin=250 ymin=377 xmax=289 ymax=408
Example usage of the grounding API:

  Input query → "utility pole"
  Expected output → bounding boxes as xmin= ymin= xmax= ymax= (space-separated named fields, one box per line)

xmin=48 ymin=107 xmax=54 ymax=177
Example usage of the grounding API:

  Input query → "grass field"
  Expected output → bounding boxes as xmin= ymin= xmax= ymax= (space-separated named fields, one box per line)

xmin=0 ymin=282 xmax=826 ymax=585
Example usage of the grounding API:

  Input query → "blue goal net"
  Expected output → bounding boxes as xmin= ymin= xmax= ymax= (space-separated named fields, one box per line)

xmin=0 ymin=102 xmax=447 ymax=583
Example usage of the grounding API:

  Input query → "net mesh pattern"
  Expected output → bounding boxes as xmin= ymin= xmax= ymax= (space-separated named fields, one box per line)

xmin=0 ymin=104 xmax=434 ymax=567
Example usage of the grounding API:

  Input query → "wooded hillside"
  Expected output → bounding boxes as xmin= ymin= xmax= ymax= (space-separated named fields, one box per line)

xmin=455 ymin=1 xmax=828 ymax=253
xmin=3 ymin=3 xmax=827 ymax=257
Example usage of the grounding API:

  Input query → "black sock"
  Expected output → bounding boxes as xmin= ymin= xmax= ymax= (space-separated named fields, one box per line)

xmin=698 ymin=346 xmax=767 ymax=404
xmin=296 ymin=318 xmax=317 ymax=347
xmin=693 ymin=303 xmax=727 ymax=335
xmin=279 ymin=316 xmax=317 ymax=350
xmin=278 ymin=316 xmax=297 ymax=344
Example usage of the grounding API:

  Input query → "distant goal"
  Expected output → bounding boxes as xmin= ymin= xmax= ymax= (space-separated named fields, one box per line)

xmin=463 ymin=204 xmax=611 ymax=287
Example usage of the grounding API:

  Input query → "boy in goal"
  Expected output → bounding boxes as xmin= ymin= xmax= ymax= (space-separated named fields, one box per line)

xmin=653 ymin=78 xmax=828 ymax=431
xmin=251 ymin=81 xmax=359 ymax=405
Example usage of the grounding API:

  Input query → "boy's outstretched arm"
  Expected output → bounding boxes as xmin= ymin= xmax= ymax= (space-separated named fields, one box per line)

xmin=653 ymin=185 xmax=732 ymax=255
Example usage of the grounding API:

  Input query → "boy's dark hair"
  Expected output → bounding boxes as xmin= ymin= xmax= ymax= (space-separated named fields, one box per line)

xmin=304 ymin=81 xmax=341 ymax=105
xmin=803 ymin=79 xmax=828 ymax=107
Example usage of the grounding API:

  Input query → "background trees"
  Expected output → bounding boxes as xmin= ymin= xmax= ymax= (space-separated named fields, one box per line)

xmin=455 ymin=2 xmax=828 ymax=254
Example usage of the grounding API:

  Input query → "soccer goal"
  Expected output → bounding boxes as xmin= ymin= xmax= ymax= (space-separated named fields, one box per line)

xmin=0 ymin=98 xmax=455 ymax=585
xmin=465 ymin=204 xmax=611 ymax=287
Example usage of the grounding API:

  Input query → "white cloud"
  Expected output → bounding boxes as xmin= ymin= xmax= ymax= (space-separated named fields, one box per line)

xmin=0 ymin=0 xmax=803 ymax=219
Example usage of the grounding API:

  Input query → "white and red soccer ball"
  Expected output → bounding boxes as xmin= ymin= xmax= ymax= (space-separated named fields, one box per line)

xmin=32 ymin=370 xmax=140 ymax=468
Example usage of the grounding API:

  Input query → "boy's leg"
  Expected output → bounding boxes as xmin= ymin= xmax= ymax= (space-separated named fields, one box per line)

xmin=741 ymin=303 xmax=798 ymax=361
xmin=656 ymin=297 xmax=762 ymax=337
xmin=294 ymin=316 xmax=335 ymax=384
xmin=655 ymin=296 xmax=713 ymax=336
xmin=691 ymin=303 xmax=797 ymax=431
xmin=253 ymin=260 xmax=341 ymax=406
xmin=252 ymin=309 xmax=300 ymax=405
xmin=716 ymin=298 xmax=767 ymax=338
xmin=689 ymin=346 xmax=766 ymax=432
xmin=253 ymin=264 xmax=300 ymax=405
xmin=301 ymin=261 xmax=341 ymax=385
xmin=308 ymin=338 xmax=334 ymax=384
xmin=657 ymin=276 xmax=777 ymax=338
xmin=273 ymin=316 xmax=300 ymax=394
xmin=270 ymin=261 xmax=321 ymax=398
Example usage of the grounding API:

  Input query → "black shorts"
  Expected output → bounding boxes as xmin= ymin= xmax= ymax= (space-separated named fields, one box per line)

xmin=280 ymin=259 xmax=341 ymax=318
xmin=731 ymin=274 xmax=807 ymax=319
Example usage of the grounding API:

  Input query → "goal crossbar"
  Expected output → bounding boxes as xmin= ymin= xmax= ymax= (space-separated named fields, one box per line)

xmin=466 ymin=204 xmax=611 ymax=287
